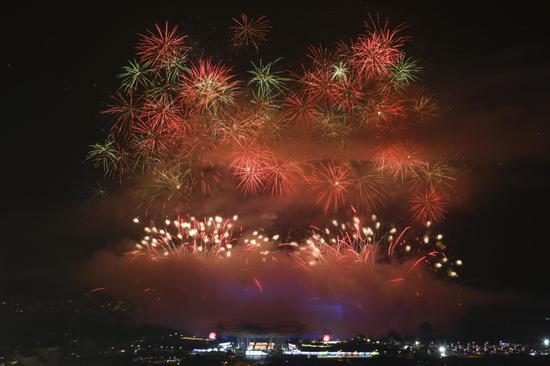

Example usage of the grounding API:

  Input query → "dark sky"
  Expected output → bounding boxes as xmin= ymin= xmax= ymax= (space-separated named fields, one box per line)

xmin=3 ymin=1 xmax=549 ymax=339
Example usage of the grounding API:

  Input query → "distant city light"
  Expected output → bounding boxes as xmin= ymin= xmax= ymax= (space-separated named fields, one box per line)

xmin=438 ymin=345 xmax=447 ymax=357
xmin=544 ymin=338 xmax=549 ymax=347
xmin=208 ymin=331 xmax=217 ymax=340
xmin=322 ymin=334 xmax=331 ymax=342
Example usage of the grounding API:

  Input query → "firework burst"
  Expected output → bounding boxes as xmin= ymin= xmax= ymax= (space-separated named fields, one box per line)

xmin=231 ymin=13 xmax=271 ymax=51
xmin=288 ymin=215 xmax=462 ymax=278
xmin=180 ymin=59 xmax=240 ymax=112
xmin=230 ymin=150 xmax=270 ymax=195
xmin=264 ymin=157 xmax=304 ymax=196
xmin=309 ymin=162 xmax=354 ymax=213
xmin=102 ymin=91 xmax=141 ymax=139
xmin=372 ymin=143 xmax=421 ymax=182
xmin=248 ymin=58 xmax=289 ymax=98
xmin=136 ymin=22 xmax=190 ymax=68
xmin=409 ymin=188 xmax=448 ymax=223
xmin=352 ymin=164 xmax=389 ymax=211
xmin=351 ymin=16 xmax=406 ymax=79
xmin=136 ymin=164 xmax=193 ymax=213
xmin=283 ymin=92 xmax=320 ymax=125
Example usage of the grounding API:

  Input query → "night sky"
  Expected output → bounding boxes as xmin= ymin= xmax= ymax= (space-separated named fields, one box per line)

xmin=3 ymin=1 xmax=549 ymax=340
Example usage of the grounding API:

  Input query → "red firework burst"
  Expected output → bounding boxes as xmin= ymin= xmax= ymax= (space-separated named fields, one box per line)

xmin=363 ymin=94 xmax=407 ymax=130
xmin=230 ymin=150 xmax=270 ymax=196
xmin=309 ymin=162 xmax=354 ymax=213
xmin=351 ymin=16 xmax=406 ymax=79
xmin=139 ymin=93 xmax=180 ymax=130
xmin=180 ymin=59 xmax=240 ymax=111
xmin=353 ymin=166 xmax=389 ymax=211
xmin=231 ymin=13 xmax=271 ymax=51
xmin=301 ymin=68 xmax=335 ymax=103
xmin=136 ymin=22 xmax=190 ymax=68
xmin=216 ymin=107 xmax=264 ymax=147
xmin=330 ymin=79 xmax=364 ymax=111
xmin=283 ymin=92 xmax=320 ymax=125
xmin=409 ymin=188 xmax=447 ymax=223
xmin=102 ymin=91 xmax=141 ymax=139
xmin=132 ymin=122 xmax=173 ymax=159
xmin=372 ymin=143 xmax=421 ymax=182
xmin=264 ymin=158 xmax=304 ymax=196
xmin=305 ymin=45 xmax=335 ymax=68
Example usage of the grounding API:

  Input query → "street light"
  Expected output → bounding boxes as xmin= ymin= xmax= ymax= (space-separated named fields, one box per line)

xmin=543 ymin=338 xmax=549 ymax=347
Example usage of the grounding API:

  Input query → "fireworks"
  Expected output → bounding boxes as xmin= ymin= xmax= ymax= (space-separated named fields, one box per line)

xmin=139 ymin=93 xmax=180 ymax=130
xmin=87 ymin=139 xmax=129 ymax=178
xmin=372 ymin=143 xmax=421 ymax=182
xmin=129 ymin=213 xmax=462 ymax=280
xmin=85 ymin=16 xmax=476 ymax=331
xmin=102 ymin=91 xmax=140 ymax=138
xmin=264 ymin=158 xmax=304 ymax=196
xmin=295 ymin=215 xmax=461 ymax=277
xmin=180 ymin=59 xmax=240 ymax=112
xmin=88 ymin=15 xmax=465 ymax=225
xmin=282 ymin=92 xmax=319 ymax=125
xmin=411 ymin=158 xmax=458 ymax=196
xmin=136 ymin=164 xmax=193 ymax=212
xmin=231 ymin=13 xmax=271 ymax=51
xmin=353 ymin=164 xmax=389 ymax=211
xmin=388 ymin=56 xmax=421 ymax=88
xmin=131 ymin=215 xmax=239 ymax=259
xmin=118 ymin=59 xmax=152 ymax=93
xmin=247 ymin=58 xmax=289 ymax=98
xmin=135 ymin=22 xmax=190 ymax=68
xmin=409 ymin=188 xmax=448 ymax=223
xmin=230 ymin=150 xmax=270 ymax=196
xmin=351 ymin=16 xmax=406 ymax=79
xmin=216 ymin=106 xmax=264 ymax=146
xmin=309 ymin=162 xmax=354 ymax=213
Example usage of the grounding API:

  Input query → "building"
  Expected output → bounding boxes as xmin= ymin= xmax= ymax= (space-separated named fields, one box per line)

xmin=217 ymin=320 xmax=307 ymax=357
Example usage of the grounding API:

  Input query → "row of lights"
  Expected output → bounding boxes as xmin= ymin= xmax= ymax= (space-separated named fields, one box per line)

xmin=206 ymin=332 xmax=549 ymax=350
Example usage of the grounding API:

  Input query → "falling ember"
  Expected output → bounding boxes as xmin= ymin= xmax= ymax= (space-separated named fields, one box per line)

xmin=253 ymin=278 xmax=263 ymax=293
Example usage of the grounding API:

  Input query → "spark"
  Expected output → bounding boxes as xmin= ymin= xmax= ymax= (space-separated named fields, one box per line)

xmin=253 ymin=278 xmax=263 ymax=293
